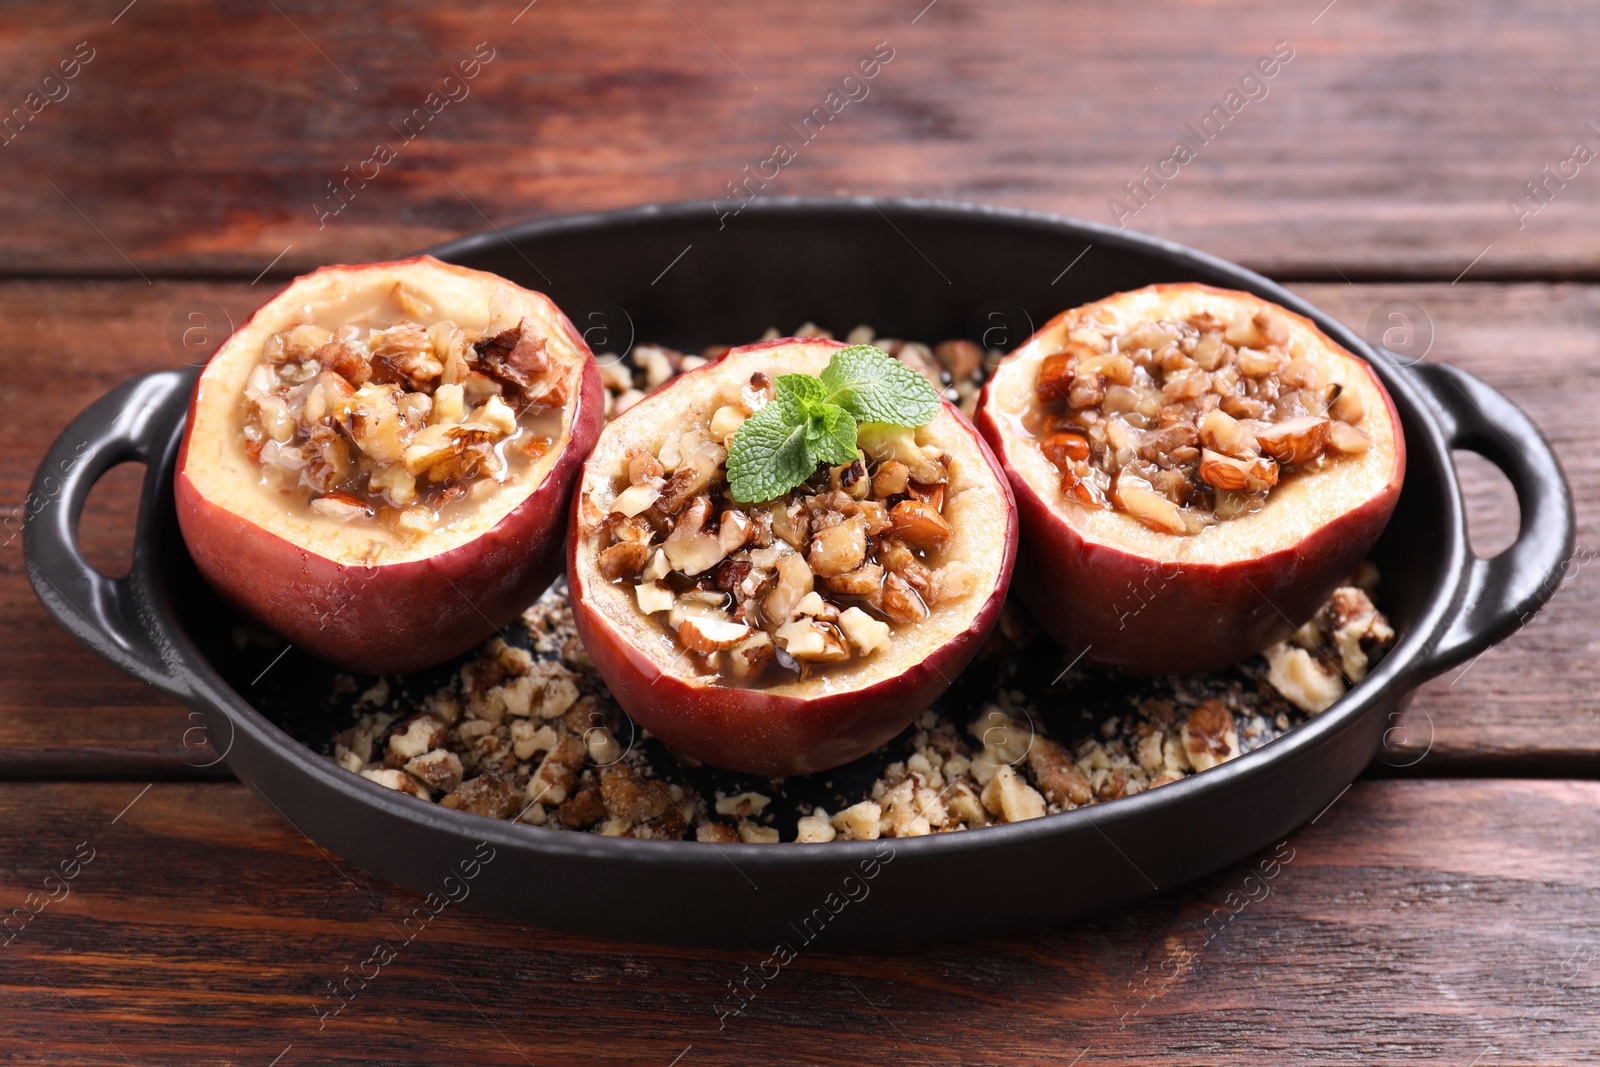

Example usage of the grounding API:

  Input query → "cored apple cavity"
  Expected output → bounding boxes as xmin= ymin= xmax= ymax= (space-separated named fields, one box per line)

xmin=177 ymin=256 xmax=602 ymax=674
xmin=975 ymin=284 xmax=1403 ymax=675
xmin=1026 ymin=302 xmax=1374 ymax=535
xmin=594 ymin=370 xmax=977 ymax=687
xmin=241 ymin=295 xmax=567 ymax=542
xmin=570 ymin=338 xmax=1017 ymax=776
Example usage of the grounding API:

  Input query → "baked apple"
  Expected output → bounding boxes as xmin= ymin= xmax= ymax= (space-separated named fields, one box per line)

xmin=176 ymin=256 xmax=603 ymax=674
xmin=974 ymin=283 xmax=1403 ymax=674
xmin=568 ymin=338 xmax=1017 ymax=776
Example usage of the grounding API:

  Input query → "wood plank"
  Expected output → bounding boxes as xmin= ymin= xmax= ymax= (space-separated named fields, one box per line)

xmin=1 ymin=279 xmax=1592 ymax=774
xmin=1 ymin=779 xmax=1595 ymax=1064
xmin=2 ymin=1 xmax=1599 ymax=278
xmin=1292 ymin=283 xmax=1600 ymax=772
xmin=0 ymin=282 xmax=265 ymax=775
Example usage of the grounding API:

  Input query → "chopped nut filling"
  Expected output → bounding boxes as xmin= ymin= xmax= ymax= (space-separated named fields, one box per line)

xmin=1027 ymin=307 xmax=1372 ymax=534
xmin=319 ymin=322 xmax=1398 ymax=843
xmin=240 ymin=302 xmax=565 ymax=539
xmin=598 ymin=372 xmax=972 ymax=687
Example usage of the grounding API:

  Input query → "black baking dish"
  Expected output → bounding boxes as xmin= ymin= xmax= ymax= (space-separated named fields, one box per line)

xmin=25 ymin=199 xmax=1574 ymax=949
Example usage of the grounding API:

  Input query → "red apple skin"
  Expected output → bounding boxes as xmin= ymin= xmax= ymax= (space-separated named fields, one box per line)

xmin=973 ymin=304 xmax=1405 ymax=676
xmin=567 ymin=341 xmax=1019 ymax=777
xmin=174 ymin=261 xmax=605 ymax=676
xmin=568 ymin=591 xmax=1006 ymax=777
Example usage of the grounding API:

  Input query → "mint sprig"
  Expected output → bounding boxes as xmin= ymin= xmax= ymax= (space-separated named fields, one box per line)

xmin=819 ymin=344 xmax=941 ymax=427
xmin=726 ymin=345 xmax=940 ymax=503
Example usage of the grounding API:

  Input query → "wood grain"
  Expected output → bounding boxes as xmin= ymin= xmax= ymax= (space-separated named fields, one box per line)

xmin=1 ymin=779 xmax=1596 ymax=1065
xmin=1 ymin=278 xmax=1594 ymax=774
xmin=1293 ymin=283 xmax=1600 ymax=773
xmin=3 ymin=6 xmax=1593 ymax=1064
xmin=1 ymin=1 xmax=1598 ymax=279
xmin=0 ymin=282 xmax=265 ymax=775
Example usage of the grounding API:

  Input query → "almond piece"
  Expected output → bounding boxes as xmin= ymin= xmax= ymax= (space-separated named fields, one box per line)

xmin=879 ymin=571 xmax=929 ymax=624
xmin=309 ymin=491 xmax=371 ymax=522
xmin=1040 ymin=431 xmax=1090 ymax=472
xmin=626 ymin=448 xmax=665 ymax=486
xmin=1111 ymin=472 xmax=1187 ymax=535
xmin=1058 ymin=464 xmax=1108 ymax=508
xmin=1198 ymin=449 xmax=1252 ymax=491
xmin=1198 ymin=408 xmax=1258 ymax=459
xmin=635 ymin=581 xmax=674 ymax=614
xmin=773 ymin=619 xmax=850 ymax=662
xmin=1255 ymin=415 xmax=1330 ymax=465
xmin=1235 ymin=346 xmax=1282 ymax=378
xmin=1035 ymin=352 xmax=1075 ymax=404
xmin=888 ymin=499 xmax=953 ymax=549
xmin=610 ymin=484 xmax=661 ymax=518
xmin=1199 ymin=449 xmax=1279 ymax=492
xmin=678 ymin=615 xmax=753 ymax=653
xmin=906 ymin=480 xmax=946 ymax=512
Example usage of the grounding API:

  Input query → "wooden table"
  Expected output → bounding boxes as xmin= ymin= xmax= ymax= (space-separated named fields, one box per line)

xmin=3 ymin=1 xmax=1597 ymax=1062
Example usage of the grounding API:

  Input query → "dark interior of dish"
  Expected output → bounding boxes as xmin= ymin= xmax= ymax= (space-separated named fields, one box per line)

xmin=166 ymin=201 xmax=1436 ymax=823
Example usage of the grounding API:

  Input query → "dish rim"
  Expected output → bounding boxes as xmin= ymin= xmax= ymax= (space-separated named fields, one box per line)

xmin=30 ymin=196 xmax=1538 ymax=869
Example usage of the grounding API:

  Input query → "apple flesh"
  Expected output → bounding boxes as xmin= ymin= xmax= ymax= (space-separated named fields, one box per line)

xmin=568 ymin=338 xmax=1018 ymax=777
xmin=974 ymin=284 xmax=1404 ymax=675
xmin=175 ymin=256 xmax=603 ymax=674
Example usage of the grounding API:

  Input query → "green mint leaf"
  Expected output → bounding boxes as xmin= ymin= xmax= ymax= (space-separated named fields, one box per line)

xmin=806 ymin=402 xmax=858 ymax=467
xmin=776 ymin=372 xmax=828 ymax=409
xmin=726 ymin=396 xmax=815 ymax=503
xmin=820 ymin=344 xmax=941 ymax=427
xmin=725 ymin=349 xmax=930 ymax=502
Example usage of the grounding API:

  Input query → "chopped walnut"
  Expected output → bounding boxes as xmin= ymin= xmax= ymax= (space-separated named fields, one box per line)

xmin=714 ymin=792 xmax=771 ymax=818
xmin=383 ymin=714 xmax=447 ymax=768
xmin=1180 ymin=699 xmax=1241 ymax=772
xmin=439 ymin=773 xmax=520 ymax=818
xmin=1028 ymin=737 xmax=1093 ymax=807
xmin=528 ymin=734 xmax=586 ymax=806
xmin=1320 ymin=585 xmax=1396 ymax=681
xmin=404 ymin=749 xmax=464 ymax=792
xmin=1028 ymin=302 xmax=1372 ymax=533
xmin=832 ymin=801 xmax=883 ymax=841
xmin=596 ymin=369 xmax=972 ymax=688
xmin=243 ymin=309 xmax=567 ymax=538
xmin=558 ymin=778 xmax=606 ymax=829
xmin=360 ymin=767 xmax=430 ymax=799
xmin=600 ymin=763 xmax=669 ymax=824
xmin=1263 ymin=643 xmax=1346 ymax=714
xmin=737 ymin=821 xmax=780 ymax=844
xmin=325 ymin=326 xmax=1398 ymax=847
xmin=968 ymin=708 xmax=1033 ymax=785
xmin=981 ymin=765 xmax=1046 ymax=823
xmin=795 ymin=810 xmax=837 ymax=843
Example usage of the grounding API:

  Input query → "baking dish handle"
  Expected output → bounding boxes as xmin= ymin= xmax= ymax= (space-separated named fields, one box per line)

xmin=23 ymin=369 xmax=199 ymax=702
xmin=1401 ymin=358 xmax=1575 ymax=678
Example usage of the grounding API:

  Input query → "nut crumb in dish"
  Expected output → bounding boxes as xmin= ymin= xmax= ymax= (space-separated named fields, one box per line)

xmin=319 ymin=322 xmax=1395 ymax=842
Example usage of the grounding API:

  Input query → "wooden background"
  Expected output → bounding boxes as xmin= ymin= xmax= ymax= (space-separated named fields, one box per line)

xmin=2 ymin=1 xmax=1597 ymax=1062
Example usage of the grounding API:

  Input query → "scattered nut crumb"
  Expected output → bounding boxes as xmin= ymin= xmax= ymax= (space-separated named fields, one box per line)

xmin=325 ymin=326 xmax=1395 ymax=843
